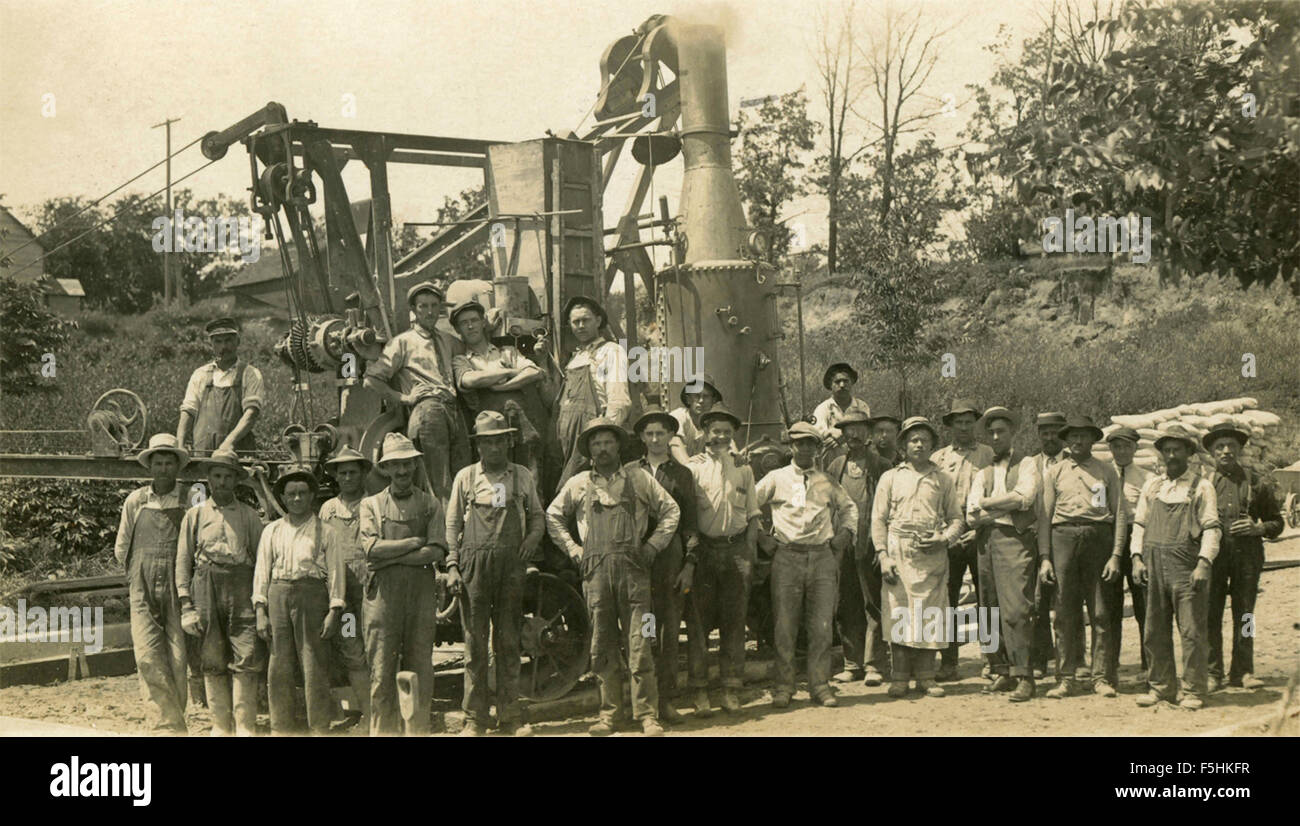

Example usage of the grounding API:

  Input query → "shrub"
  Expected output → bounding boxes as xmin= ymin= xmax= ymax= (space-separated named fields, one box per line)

xmin=0 ymin=276 xmax=72 ymax=392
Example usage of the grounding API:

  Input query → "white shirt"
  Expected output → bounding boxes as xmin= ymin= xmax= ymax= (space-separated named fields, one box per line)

xmin=180 ymin=360 xmax=265 ymax=416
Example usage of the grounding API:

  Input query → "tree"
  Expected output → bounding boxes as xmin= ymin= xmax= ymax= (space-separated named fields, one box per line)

xmin=734 ymin=89 xmax=820 ymax=264
xmin=432 ymin=185 xmax=493 ymax=282
xmin=0 ymin=276 xmax=72 ymax=392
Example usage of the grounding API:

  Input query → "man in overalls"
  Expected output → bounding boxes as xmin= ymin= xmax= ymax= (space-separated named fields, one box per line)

xmin=554 ymin=296 xmax=630 ymax=490
xmin=114 ymin=433 xmax=192 ymax=733
xmin=319 ymin=446 xmax=375 ymax=729
xmin=871 ymin=417 xmax=965 ymax=699
xmin=545 ymin=418 xmax=680 ymax=736
xmin=445 ymin=410 xmax=546 ymax=737
xmin=177 ymin=317 xmax=264 ymax=455
xmin=359 ymin=432 xmax=449 ymax=735
xmin=176 ymin=449 xmax=264 ymax=735
xmin=1131 ymin=425 xmax=1221 ymax=710
xmin=253 ymin=466 xmax=347 ymax=734
xmin=1203 ymin=422 xmax=1283 ymax=692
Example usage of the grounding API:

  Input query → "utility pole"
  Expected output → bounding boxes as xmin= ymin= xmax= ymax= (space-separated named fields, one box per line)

xmin=152 ymin=116 xmax=181 ymax=304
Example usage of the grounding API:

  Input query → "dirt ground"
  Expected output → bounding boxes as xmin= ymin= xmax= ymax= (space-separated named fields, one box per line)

xmin=3 ymin=541 xmax=1297 ymax=738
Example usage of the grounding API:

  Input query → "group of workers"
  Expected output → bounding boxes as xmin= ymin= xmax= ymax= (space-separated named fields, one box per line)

xmin=113 ymin=285 xmax=1284 ymax=736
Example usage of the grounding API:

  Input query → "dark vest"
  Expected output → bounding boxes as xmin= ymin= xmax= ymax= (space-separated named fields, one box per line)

xmin=980 ymin=450 xmax=1036 ymax=534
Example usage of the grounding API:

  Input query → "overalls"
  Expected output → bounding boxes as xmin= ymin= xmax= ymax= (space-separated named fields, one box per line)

xmin=193 ymin=363 xmax=254 ymax=454
xmin=322 ymin=500 xmax=369 ymax=674
xmin=190 ymin=506 xmax=262 ymax=677
xmin=1143 ymin=478 xmax=1211 ymax=700
xmin=457 ymin=467 xmax=526 ymax=726
xmin=363 ymin=492 xmax=438 ymax=735
xmin=126 ymin=504 xmax=189 ymax=731
xmin=582 ymin=475 xmax=658 ymax=722
xmin=556 ymin=354 xmax=601 ymax=489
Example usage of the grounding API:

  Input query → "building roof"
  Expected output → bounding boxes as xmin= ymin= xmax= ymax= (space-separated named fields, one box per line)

xmin=41 ymin=278 xmax=85 ymax=297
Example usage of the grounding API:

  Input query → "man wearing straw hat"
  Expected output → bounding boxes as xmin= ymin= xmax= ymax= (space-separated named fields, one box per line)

xmin=445 ymin=411 xmax=546 ymax=737
xmin=115 ymin=433 xmax=193 ymax=732
xmin=1203 ymin=421 xmax=1282 ymax=692
xmin=872 ymin=417 xmax=964 ymax=698
xmin=966 ymin=407 xmax=1040 ymax=702
xmin=555 ymin=296 xmax=631 ymax=489
xmin=756 ymin=421 xmax=858 ymax=708
xmin=319 ymin=446 xmax=377 ymax=728
xmin=1037 ymin=414 xmax=1126 ymax=699
xmin=1130 ymin=425 xmax=1220 ymax=710
xmin=176 ymin=449 xmax=264 ymax=735
xmin=359 ymin=432 xmax=449 ymax=735
xmin=254 ymin=466 xmax=347 ymax=734
xmin=1105 ymin=426 xmax=1153 ymax=679
xmin=177 ymin=317 xmax=264 ymax=455
xmin=545 ymin=417 xmax=680 ymax=736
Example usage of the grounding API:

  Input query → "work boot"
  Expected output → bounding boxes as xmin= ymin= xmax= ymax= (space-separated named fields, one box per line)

xmin=886 ymin=682 xmax=908 ymax=698
xmin=204 ymin=675 xmax=234 ymax=736
xmin=1207 ymin=675 xmax=1223 ymax=693
xmin=232 ymin=673 xmax=259 ymax=736
xmin=832 ymin=669 xmax=862 ymax=683
xmin=1179 ymin=695 xmax=1204 ymax=711
xmin=863 ymin=666 xmax=884 ymax=687
xmin=1239 ymin=673 xmax=1265 ymax=690
xmin=499 ymin=722 xmax=534 ymax=737
xmin=460 ymin=719 xmax=485 ymax=737
xmin=815 ymin=692 xmax=839 ymax=708
xmin=720 ymin=688 xmax=742 ymax=713
xmin=588 ymin=719 xmax=617 ymax=737
xmin=692 ymin=688 xmax=714 ymax=718
xmin=641 ymin=717 xmax=665 ymax=737
xmin=936 ymin=664 xmax=958 ymax=682
xmin=1009 ymin=678 xmax=1035 ymax=703
xmin=982 ymin=675 xmax=1016 ymax=694
xmin=919 ymin=680 xmax=945 ymax=698
xmin=771 ymin=690 xmax=792 ymax=709
xmin=1135 ymin=691 xmax=1166 ymax=707
xmin=1094 ymin=681 xmax=1117 ymax=698
xmin=1045 ymin=680 xmax=1077 ymax=699
xmin=659 ymin=702 xmax=687 ymax=725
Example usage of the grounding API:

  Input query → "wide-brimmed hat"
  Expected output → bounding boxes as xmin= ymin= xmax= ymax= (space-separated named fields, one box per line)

xmin=1202 ymin=422 xmax=1250 ymax=451
xmin=1105 ymin=426 xmax=1140 ymax=444
xmin=1058 ymin=414 xmax=1103 ymax=441
xmin=783 ymin=421 xmax=822 ymax=444
xmin=199 ymin=448 xmax=247 ymax=480
xmin=405 ymin=281 xmax=445 ymax=306
xmin=204 ymin=317 xmax=240 ymax=338
xmin=941 ymin=399 xmax=982 ymax=426
xmin=1035 ymin=411 xmax=1067 ymax=429
xmin=449 ymin=299 xmax=486 ymax=327
xmin=578 ymin=417 xmax=627 ymax=458
xmin=137 ymin=433 xmax=190 ymax=469
xmin=273 ymin=465 xmax=319 ymax=501
xmin=867 ymin=410 xmax=903 ymax=428
xmin=978 ymin=405 xmax=1020 ymax=435
xmin=633 ymin=405 xmax=678 ymax=435
xmin=377 ymin=432 xmax=423 ymax=465
xmin=562 ymin=295 xmax=608 ymax=327
xmin=822 ymin=362 xmax=858 ymax=390
xmin=700 ymin=403 xmax=742 ymax=431
xmin=680 ymin=372 xmax=723 ymax=406
xmin=899 ymin=416 xmax=940 ymax=445
xmin=470 ymin=410 xmax=518 ymax=439
xmin=323 ymin=445 xmax=372 ymax=473
xmin=1154 ymin=424 xmax=1199 ymax=453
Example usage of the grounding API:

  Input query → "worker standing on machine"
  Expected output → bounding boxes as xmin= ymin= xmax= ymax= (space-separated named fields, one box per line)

xmin=176 ymin=317 xmax=265 ymax=456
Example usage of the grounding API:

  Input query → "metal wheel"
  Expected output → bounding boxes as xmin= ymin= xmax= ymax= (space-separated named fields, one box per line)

xmin=91 ymin=388 xmax=148 ymax=450
xmin=519 ymin=571 xmax=590 ymax=702
xmin=1285 ymin=493 xmax=1300 ymax=530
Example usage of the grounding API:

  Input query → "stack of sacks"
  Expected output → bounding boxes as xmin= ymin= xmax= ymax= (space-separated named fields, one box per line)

xmin=1095 ymin=398 xmax=1283 ymax=473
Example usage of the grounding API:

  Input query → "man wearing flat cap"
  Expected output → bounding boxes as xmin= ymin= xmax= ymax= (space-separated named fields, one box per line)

xmin=1130 ymin=425 xmax=1221 ymax=709
xmin=177 ymin=317 xmax=265 ymax=456
xmin=176 ymin=449 xmax=264 ymax=735
xmin=445 ymin=411 xmax=547 ymax=737
xmin=1105 ymin=425 xmax=1153 ymax=678
xmin=931 ymin=398 xmax=994 ymax=681
xmin=359 ymin=432 xmax=449 ymax=734
xmin=756 ymin=421 xmax=858 ymax=708
xmin=1203 ymin=422 xmax=1283 ymax=692
xmin=546 ymin=417 xmax=680 ymax=736
xmin=364 ymin=281 xmax=469 ymax=501
xmin=965 ymin=407 xmax=1040 ymax=701
xmin=812 ymin=362 xmax=871 ymax=448
xmin=1037 ymin=414 xmax=1127 ymax=699
xmin=116 ymin=433 xmax=193 ymax=732
xmin=555 ymin=295 xmax=631 ymax=489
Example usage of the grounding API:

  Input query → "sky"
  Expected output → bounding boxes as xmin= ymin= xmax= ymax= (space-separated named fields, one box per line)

xmin=0 ymin=0 xmax=1046 ymax=257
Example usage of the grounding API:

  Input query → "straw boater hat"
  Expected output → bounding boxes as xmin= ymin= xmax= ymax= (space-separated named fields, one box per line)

xmin=898 ymin=416 xmax=940 ymax=445
xmin=562 ymin=294 xmax=608 ymax=327
xmin=137 ymin=433 xmax=190 ymax=469
xmin=783 ymin=421 xmax=822 ymax=444
xmin=1105 ymin=426 xmax=1140 ymax=444
xmin=1036 ymin=411 xmax=1067 ymax=429
xmin=406 ymin=281 xmax=445 ymax=306
xmin=578 ymin=417 xmax=627 ymax=458
xmin=680 ymin=372 xmax=723 ymax=406
xmin=449 ymin=298 xmax=486 ymax=327
xmin=1058 ymin=414 xmax=1103 ymax=441
xmin=633 ymin=405 xmax=679 ymax=435
xmin=470 ymin=410 xmax=518 ymax=439
xmin=700 ymin=402 xmax=742 ymax=431
xmin=1154 ymin=424 xmax=1198 ymax=453
xmin=376 ymin=432 xmax=423 ymax=468
xmin=323 ymin=445 xmax=372 ymax=474
xmin=1201 ymin=421 xmax=1250 ymax=451
xmin=204 ymin=317 xmax=240 ymax=338
xmin=941 ymin=398 xmax=982 ymax=426
xmin=199 ymin=448 xmax=248 ymax=480
xmin=822 ymin=362 xmax=859 ymax=390
xmin=977 ymin=405 xmax=1020 ymax=436
xmin=273 ymin=464 xmax=319 ymax=501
